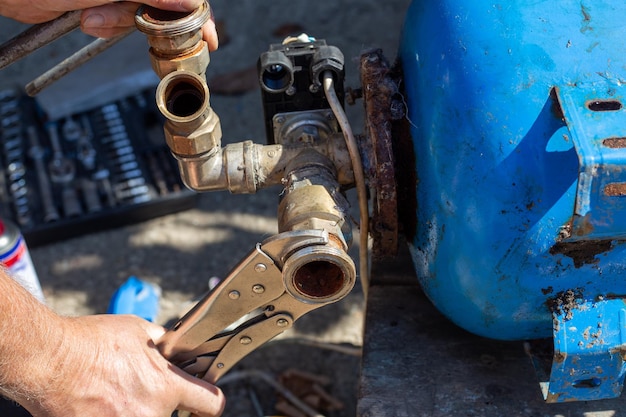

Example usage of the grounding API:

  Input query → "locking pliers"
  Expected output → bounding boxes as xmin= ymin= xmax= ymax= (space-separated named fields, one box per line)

xmin=158 ymin=228 xmax=356 ymax=383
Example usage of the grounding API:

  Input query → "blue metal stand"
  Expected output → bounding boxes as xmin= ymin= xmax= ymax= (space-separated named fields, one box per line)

xmin=538 ymin=298 xmax=626 ymax=402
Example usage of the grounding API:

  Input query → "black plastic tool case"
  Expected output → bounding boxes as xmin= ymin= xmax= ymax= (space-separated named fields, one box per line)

xmin=0 ymin=88 xmax=197 ymax=247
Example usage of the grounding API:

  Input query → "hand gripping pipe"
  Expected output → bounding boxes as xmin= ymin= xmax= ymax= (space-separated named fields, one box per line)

xmin=135 ymin=2 xmax=355 ymax=193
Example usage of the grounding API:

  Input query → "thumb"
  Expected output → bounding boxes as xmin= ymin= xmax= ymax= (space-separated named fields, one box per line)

xmin=145 ymin=322 xmax=225 ymax=416
xmin=144 ymin=321 xmax=167 ymax=343
xmin=173 ymin=366 xmax=226 ymax=417
xmin=72 ymin=0 xmax=203 ymax=13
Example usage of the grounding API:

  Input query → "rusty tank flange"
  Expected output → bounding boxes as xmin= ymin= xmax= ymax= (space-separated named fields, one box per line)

xmin=359 ymin=49 xmax=402 ymax=259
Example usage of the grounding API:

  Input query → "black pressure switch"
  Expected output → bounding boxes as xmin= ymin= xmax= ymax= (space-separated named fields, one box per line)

xmin=258 ymin=37 xmax=345 ymax=144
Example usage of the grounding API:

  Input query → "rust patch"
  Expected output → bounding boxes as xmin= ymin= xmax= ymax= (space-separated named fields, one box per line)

xmin=549 ymin=87 xmax=565 ymax=120
xmin=604 ymin=182 xmax=626 ymax=196
xmin=572 ymin=214 xmax=595 ymax=237
xmin=141 ymin=7 xmax=191 ymax=23
xmin=360 ymin=49 xmax=401 ymax=259
xmin=603 ymin=293 xmax=626 ymax=300
xmin=547 ymin=288 xmax=584 ymax=321
xmin=550 ymin=239 xmax=613 ymax=268
xmin=602 ymin=137 xmax=626 ymax=148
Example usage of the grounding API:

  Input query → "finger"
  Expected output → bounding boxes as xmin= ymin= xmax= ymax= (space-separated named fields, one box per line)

xmin=144 ymin=321 xmax=168 ymax=343
xmin=172 ymin=366 xmax=226 ymax=417
xmin=57 ymin=0 xmax=203 ymax=13
xmin=145 ymin=0 xmax=203 ymax=12
xmin=202 ymin=20 xmax=219 ymax=51
xmin=80 ymin=2 xmax=137 ymax=38
xmin=3 ymin=9 xmax=64 ymax=24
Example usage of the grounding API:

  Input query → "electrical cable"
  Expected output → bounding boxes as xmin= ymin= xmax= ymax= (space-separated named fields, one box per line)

xmin=322 ymin=71 xmax=370 ymax=297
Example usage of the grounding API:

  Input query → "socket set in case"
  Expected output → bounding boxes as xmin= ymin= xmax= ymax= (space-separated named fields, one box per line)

xmin=0 ymin=88 xmax=197 ymax=247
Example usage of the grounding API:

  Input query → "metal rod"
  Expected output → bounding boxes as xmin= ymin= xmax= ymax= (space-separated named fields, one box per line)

xmin=25 ymin=27 xmax=135 ymax=96
xmin=0 ymin=10 xmax=82 ymax=70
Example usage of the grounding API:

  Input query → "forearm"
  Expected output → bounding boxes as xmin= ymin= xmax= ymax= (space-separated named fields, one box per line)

xmin=0 ymin=0 xmax=219 ymax=50
xmin=0 ymin=270 xmax=224 ymax=417
xmin=0 ymin=270 xmax=68 ymax=407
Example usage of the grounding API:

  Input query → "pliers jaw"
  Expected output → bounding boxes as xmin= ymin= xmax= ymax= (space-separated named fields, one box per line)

xmin=158 ymin=229 xmax=356 ymax=383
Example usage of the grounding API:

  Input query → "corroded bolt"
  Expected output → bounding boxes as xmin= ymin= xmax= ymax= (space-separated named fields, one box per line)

xmin=252 ymin=284 xmax=265 ymax=294
xmin=228 ymin=290 xmax=240 ymax=300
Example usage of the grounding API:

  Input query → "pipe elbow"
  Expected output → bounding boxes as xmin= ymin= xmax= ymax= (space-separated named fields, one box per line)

xmin=177 ymin=149 xmax=227 ymax=192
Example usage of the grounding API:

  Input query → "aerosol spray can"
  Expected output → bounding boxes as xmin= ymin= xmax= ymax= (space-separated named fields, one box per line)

xmin=0 ymin=218 xmax=45 ymax=302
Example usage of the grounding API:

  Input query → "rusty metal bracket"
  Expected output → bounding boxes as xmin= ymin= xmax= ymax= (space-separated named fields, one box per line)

xmin=528 ymin=297 xmax=626 ymax=402
xmin=555 ymin=84 xmax=626 ymax=241
xmin=359 ymin=49 xmax=400 ymax=259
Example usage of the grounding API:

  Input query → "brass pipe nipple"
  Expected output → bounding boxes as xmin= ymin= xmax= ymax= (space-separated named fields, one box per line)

xmin=135 ymin=1 xmax=212 ymax=77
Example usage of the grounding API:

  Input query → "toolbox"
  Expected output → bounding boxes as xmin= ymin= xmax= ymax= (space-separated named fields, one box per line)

xmin=0 ymin=87 xmax=197 ymax=247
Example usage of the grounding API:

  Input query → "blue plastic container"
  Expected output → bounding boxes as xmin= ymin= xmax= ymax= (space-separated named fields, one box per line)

xmin=398 ymin=0 xmax=626 ymax=401
xmin=107 ymin=276 xmax=160 ymax=322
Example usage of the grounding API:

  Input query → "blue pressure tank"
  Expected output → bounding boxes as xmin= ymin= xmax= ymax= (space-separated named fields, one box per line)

xmin=398 ymin=0 xmax=626 ymax=402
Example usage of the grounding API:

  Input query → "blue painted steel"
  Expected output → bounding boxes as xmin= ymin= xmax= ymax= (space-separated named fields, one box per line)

xmin=536 ymin=298 xmax=626 ymax=402
xmin=398 ymin=0 xmax=626 ymax=341
xmin=556 ymin=84 xmax=626 ymax=240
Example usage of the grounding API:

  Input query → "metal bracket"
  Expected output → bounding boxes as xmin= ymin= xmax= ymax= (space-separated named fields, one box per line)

xmin=556 ymin=84 xmax=626 ymax=240
xmin=271 ymin=109 xmax=339 ymax=145
xmin=534 ymin=297 xmax=626 ymax=402
xmin=359 ymin=49 xmax=399 ymax=259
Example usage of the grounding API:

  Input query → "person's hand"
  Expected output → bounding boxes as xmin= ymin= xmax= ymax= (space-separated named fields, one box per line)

xmin=0 ymin=268 xmax=223 ymax=417
xmin=0 ymin=0 xmax=218 ymax=51
xmin=22 ymin=314 xmax=225 ymax=417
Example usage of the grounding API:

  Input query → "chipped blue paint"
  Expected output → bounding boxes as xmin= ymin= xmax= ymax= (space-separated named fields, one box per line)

xmin=399 ymin=0 xmax=626 ymax=402
xmin=556 ymin=84 xmax=626 ymax=240
xmin=539 ymin=298 xmax=626 ymax=402
xmin=399 ymin=0 xmax=626 ymax=340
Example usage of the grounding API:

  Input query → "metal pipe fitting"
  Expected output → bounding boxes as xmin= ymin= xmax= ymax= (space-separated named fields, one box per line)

xmin=135 ymin=1 xmax=211 ymax=77
xmin=156 ymin=70 xmax=221 ymax=156
xmin=0 ymin=11 xmax=81 ymax=70
xmin=278 ymin=150 xmax=356 ymax=303
xmin=278 ymin=150 xmax=352 ymax=248
xmin=140 ymin=3 xmax=356 ymax=197
xmin=282 ymin=242 xmax=355 ymax=304
xmin=175 ymin=140 xmax=355 ymax=194
xmin=25 ymin=28 xmax=134 ymax=96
